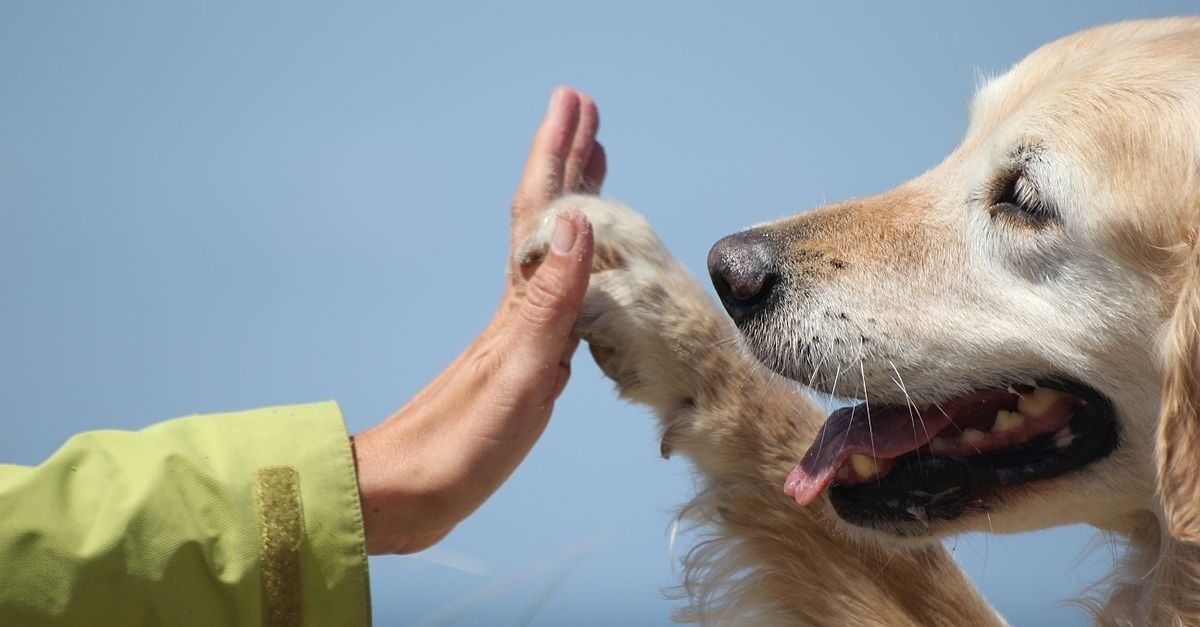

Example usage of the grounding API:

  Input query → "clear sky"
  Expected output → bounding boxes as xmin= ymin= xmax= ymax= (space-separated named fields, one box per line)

xmin=1 ymin=2 xmax=1192 ymax=625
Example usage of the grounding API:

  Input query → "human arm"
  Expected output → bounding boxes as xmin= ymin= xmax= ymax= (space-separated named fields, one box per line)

xmin=0 ymin=87 xmax=605 ymax=625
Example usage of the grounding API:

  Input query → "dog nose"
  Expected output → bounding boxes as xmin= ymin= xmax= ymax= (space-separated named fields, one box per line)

xmin=707 ymin=231 xmax=780 ymax=323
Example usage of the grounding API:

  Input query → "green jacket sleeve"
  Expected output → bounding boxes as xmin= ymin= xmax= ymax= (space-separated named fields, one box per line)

xmin=0 ymin=401 xmax=372 ymax=627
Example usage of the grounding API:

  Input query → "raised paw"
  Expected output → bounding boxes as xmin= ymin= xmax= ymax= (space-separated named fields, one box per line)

xmin=514 ymin=195 xmax=734 ymax=407
xmin=516 ymin=194 xmax=670 ymax=274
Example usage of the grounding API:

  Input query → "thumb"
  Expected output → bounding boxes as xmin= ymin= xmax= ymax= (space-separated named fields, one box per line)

xmin=513 ymin=211 xmax=593 ymax=362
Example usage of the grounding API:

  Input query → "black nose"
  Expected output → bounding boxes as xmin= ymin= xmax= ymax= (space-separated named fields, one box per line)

xmin=707 ymin=230 xmax=780 ymax=323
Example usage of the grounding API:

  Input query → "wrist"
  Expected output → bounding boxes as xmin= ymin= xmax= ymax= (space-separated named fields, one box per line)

xmin=351 ymin=420 xmax=458 ymax=555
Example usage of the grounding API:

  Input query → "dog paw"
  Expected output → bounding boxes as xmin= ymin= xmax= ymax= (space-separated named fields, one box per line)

xmin=515 ymin=195 xmax=731 ymax=404
xmin=516 ymin=194 xmax=670 ymax=274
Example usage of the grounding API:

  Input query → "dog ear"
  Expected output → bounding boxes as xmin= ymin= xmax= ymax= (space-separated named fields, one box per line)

xmin=1157 ymin=231 xmax=1200 ymax=543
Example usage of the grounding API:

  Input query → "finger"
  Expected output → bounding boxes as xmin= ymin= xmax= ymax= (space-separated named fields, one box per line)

xmin=562 ymin=93 xmax=599 ymax=192
xmin=511 ymin=211 xmax=594 ymax=370
xmin=551 ymin=336 xmax=581 ymax=398
xmin=581 ymin=142 xmax=606 ymax=194
xmin=560 ymin=336 xmax=582 ymax=363
xmin=512 ymin=87 xmax=581 ymax=242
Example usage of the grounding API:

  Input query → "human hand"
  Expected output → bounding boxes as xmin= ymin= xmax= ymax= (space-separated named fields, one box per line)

xmin=352 ymin=87 xmax=605 ymax=555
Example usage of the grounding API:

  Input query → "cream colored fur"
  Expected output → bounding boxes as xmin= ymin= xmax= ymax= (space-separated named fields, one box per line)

xmin=518 ymin=16 xmax=1200 ymax=626
xmin=519 ymin=199 xmax=1003 ymax=625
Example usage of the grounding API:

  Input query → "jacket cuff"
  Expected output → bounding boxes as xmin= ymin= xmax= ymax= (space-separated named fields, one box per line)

xmin=151 ymin=401 xmax=372 ymax=626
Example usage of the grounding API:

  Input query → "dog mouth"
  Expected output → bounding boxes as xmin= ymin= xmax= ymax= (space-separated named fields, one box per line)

xmin=784 ymin=379 xmax=1119 ymax=530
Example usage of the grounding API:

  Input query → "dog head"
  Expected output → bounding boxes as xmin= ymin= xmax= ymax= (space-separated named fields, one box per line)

xmin=709 ymin=18 xmax=1200 ymax=541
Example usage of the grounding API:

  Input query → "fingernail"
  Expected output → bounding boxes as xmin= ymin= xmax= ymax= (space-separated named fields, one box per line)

xmin=551 ymin=214 xmax=577 ymax=253
xmin=546 ymin=87 xmax=563 ymax=114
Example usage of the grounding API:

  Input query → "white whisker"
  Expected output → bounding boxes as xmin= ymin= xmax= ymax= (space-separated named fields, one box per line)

xmin=858 ymin=359 xmax=876 ymax=463
xmin=889 ymin=361 xmax=932 ymax=469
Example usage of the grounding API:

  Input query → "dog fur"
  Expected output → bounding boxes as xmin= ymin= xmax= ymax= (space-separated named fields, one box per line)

xmin=518 ymin=16 xmax=1200 ymax=626
xmin=520 ymin=201 xmax=1003 ymax=625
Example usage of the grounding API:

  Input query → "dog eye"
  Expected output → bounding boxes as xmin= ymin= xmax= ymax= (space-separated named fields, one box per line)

xmin=990 ymin=172 xmax=1055 ymax=227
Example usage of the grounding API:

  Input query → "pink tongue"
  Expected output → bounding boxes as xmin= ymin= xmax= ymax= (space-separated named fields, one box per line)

xmin=784 ymin=389 xmax=1018 ymax=506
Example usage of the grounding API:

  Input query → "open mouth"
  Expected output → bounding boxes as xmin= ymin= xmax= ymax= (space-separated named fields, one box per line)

xmin=784 ymin=379 xmax=1119 ymax=530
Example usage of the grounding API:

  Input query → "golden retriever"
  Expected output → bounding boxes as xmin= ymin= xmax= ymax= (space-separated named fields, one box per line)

xmin=518 ymin=16 xmax=1199 ymax=625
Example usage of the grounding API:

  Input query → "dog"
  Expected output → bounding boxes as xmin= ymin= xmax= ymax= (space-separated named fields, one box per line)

xmin=519 ymin=16 xmax=1199 ymax=625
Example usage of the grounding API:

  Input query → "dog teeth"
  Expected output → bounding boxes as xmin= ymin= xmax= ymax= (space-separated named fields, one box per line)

xmin=850 ymin=454 xmax=881 ymax=479
xmin=929 ymin=437 xmax=951 ymax=453
xmin=962 ymin=429 xmax=987 ymax=445
xmin=1017 ymin=386 xmax=1065 ymax=416
xmin=992 ymin=410 xmax=1026 ymax=433
xmin=1054 ymin=427 xmax=1075 ymax=449
xmin=836 ymin=465 xmax=853 ymax=482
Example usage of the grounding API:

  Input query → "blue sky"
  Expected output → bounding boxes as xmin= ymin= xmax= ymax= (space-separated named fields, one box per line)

xmin=1 ymin=2 xmax=1191 ymax=625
